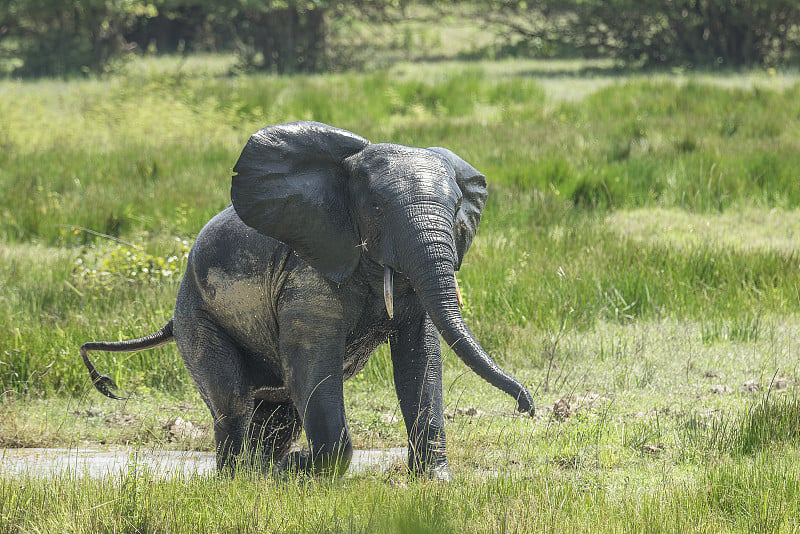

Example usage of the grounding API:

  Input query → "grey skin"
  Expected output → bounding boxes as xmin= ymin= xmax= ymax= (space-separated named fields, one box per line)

xmin=81 ymin=121 xmax=534 ymax=479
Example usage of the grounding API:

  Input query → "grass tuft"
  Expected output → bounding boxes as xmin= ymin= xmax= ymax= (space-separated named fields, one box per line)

xmin=736 ymin=393 xmax=800 ymax=455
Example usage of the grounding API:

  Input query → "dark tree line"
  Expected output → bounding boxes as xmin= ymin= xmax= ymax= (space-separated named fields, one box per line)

xmin=0 ymin=0 xmax=378 ymax=76
xmin=1 ymin=0 xmax=799 ymax=77
xmin=481 ymin=0 xmax=800 ymax=68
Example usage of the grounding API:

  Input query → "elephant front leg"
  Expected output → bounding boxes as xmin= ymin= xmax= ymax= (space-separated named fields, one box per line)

xmin=390 ymin=313 xmax=450 ymax=481
xmin=278 ymin=313 xmax=353 ymax=477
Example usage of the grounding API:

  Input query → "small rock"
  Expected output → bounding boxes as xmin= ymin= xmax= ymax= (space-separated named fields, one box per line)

xmin=771 ymin=377 xmax=791 ymax=390
xmin=552 ymin=397 xmax=572 ymax=420
xmin=163 ymin=417 xmax=203 ymax=442
xmin=742 ymin=380 xmax=761 ymax=392
xmin=642 ymin=443 xmax=665 ymax=455
xmin=741 ymin=377 xmax=791 ymax=392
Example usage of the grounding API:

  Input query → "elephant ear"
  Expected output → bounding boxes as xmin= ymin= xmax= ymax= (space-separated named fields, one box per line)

xmin=427 ymin=147 xmax=488 ymax=270
xmin=231 ymin=121 xmax=370 ymax=283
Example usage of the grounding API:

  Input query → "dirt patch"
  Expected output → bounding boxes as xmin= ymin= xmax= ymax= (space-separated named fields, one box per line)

xmin=445 ymin=406 xmax=488 ymax=419
xmin=545 ymin=392 xmax=608 ymax=421
xmin=104 ymin=412 xmax=140 ymax=427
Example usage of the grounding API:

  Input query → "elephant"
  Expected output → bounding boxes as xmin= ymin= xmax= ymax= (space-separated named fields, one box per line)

xmin=80 ymin=120 xmax=534 ymax=479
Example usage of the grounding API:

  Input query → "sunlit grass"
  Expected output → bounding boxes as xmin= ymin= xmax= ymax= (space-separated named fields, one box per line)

xmin=3 ymin=55 xmax=800 ymax=532
xmin=607 ymin=207 xmax=800 ymax=256
xmin=4 ymin=59 xmax=800 ymax=245
xmin=2 ymin=398 xmax=799 ymax=533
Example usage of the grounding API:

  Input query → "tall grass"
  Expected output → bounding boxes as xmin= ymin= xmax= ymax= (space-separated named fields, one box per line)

xmin=1 ymin=406 xmax=799 ymax=533
xmin=4 ymin=66 xmax=800 ymax=244
xmin=2 ymin=59 xmax=800 ymax=395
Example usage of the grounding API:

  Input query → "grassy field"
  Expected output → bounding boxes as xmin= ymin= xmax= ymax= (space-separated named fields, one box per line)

xmin=2 ymin=56 xmax=800 ymax=532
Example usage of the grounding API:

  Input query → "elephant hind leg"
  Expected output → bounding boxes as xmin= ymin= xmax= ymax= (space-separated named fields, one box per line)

xmin=249 ymin=401 xmax=301 ymax=467
xmin=174 ymin=313 xmax=255 ymax=473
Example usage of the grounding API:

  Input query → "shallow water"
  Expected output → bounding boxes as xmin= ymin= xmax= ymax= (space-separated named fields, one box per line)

xmin=0 ymin=447 xmax=407 ymax=478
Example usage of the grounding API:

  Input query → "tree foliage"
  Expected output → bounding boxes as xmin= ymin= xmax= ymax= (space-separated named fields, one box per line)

xmin=0 ymin=0 xmax=155 ymax=76
xmin=215 ymin=1 xmax=331 ymax=73
xmin=0 ymin=0 xmax=405 ymax=76
xmin=2 ymin=1 xmax=800 ymax=76
xmin=482 ymin=0 xmax=800 ymax=67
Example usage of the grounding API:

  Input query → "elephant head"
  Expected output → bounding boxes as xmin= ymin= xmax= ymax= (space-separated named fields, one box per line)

xmin=231 ymin=121 xmax=533 ymax=414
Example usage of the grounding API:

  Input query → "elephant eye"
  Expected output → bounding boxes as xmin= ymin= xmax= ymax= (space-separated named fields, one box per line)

xmin=370 ymin=196 xmax=385 ymax=216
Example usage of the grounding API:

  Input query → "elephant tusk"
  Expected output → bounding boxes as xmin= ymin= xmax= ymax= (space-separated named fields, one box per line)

xmin=384 ymin=265 xmax=394 ymax=319
xmin=454 ymin=274 xmax=463 ymax=308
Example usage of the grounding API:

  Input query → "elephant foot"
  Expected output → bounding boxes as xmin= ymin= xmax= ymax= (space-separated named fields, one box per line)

xmin=276 ymin=446 xmax=353 ymax=478
xmin=409 ymin=455 xmax=451 ymax=482
xmin=407 ymin=444 xmax=451 ymax=482
xmin=424 ymin=462 xmax=451 ymax=482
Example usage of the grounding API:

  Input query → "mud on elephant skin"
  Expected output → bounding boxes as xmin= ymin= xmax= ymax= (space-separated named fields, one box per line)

xmin=80 ymin=120 xmax=534 ymax=479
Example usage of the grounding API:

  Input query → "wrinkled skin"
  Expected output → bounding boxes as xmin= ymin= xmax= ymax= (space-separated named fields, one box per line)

xmin=81 ymin=121 xmax=533 ymax=479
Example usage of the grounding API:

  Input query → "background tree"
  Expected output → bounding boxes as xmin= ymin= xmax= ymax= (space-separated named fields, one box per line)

xmin=2 ymin=0 xmax=799 ymax=77
xmin=0 ymin=0 xmax=155 ymax=76
xmin=0 ymin=0 xmax=406 ymax=76
xmin=479 ymin=0 xmax=800 ymax=67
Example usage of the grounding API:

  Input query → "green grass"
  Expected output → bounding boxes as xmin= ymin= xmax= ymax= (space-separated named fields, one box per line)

xmin=2 ymin=391 xmax=800 ymax=532
xmin=1 ymin=452 xmax=798 ymax=533
xmin=2 ymin=56 xmax=800 ymax=532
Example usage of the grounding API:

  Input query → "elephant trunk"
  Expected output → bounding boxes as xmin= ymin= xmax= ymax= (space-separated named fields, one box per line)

xmin=397 ymin=240 xmax=534 ymax=415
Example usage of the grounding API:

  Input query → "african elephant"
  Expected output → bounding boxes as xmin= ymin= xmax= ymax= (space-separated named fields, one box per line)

xmin=80 ymin=121 xmax=534 ymax=479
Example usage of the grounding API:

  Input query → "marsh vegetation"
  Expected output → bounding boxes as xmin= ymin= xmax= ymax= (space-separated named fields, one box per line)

xmin=1 ymin=55 xmax=800 ymax=531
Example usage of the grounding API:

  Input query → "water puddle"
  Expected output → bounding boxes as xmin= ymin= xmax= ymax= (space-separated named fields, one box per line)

xmin=0 ymin=447 xmax=407 ymax=478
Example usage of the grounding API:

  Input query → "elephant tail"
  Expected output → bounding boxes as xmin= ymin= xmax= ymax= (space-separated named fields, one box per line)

xmin=80 ymin=318 xmax=174 ymax=400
